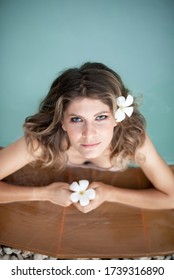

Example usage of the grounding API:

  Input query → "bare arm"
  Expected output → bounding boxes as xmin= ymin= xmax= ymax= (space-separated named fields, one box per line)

xmin=0 ymin=137 xmax=72 ymax=206
xmin=107 ymin=134 xmax=174 ymax=208
xmin=75 ymin=134 xmax=174 ymax=212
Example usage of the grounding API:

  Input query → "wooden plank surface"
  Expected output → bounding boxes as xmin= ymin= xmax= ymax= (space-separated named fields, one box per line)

xmin=0 ymin=165 xmax=174 ymax=258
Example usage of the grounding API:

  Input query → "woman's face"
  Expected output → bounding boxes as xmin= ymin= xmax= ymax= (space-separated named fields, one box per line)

xmin=62 ymin=97 xmax=117 ymax=159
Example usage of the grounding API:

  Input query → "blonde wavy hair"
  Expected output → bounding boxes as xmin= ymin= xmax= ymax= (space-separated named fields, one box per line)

xmin=24 ymin=62 xmax=146 ymax=169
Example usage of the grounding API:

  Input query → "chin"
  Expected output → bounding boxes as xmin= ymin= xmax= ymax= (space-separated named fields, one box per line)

xmin=83 ymin=154 xmax=98 ymax=159
xmin=80 ymin=149 xmax=104 ymax=159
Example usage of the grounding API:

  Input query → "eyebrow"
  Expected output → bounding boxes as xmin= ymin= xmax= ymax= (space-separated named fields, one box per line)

xmin=67 ymin=111 xmax=111 ymax=117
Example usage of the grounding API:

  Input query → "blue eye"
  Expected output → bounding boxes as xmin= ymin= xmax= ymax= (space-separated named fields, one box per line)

xmin=96 ymin=115 xmax=108 ymax=121
xmin=71 ymin=117 xmax=82 ymax=123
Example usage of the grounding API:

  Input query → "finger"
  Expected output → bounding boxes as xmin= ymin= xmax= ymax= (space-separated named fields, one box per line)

xmin=88 ymin=182 xmax=98 ymax=190
xmin=73 ymin=202 xmax=91 ymax=213
xmin=62 ymin=184 xmax=71 ymax=190
xmin=82 ymin=204 xmax=95 ymax=213
xmin=75 ymin=204 xmax=88 ymax=212
xmin=81 ymin=201 xmax=97 ymax=213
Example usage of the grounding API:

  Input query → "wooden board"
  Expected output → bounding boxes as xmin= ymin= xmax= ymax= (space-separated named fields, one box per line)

xmin=0 ymin=165 xmax=174 ymax=258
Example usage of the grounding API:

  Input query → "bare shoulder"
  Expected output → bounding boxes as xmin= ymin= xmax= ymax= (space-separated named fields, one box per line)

xmin=0 ymin=137 xmax=36 ymax=180
xmin=135 ymin=133 xmax=158 ymax=164
xmin=135 ymin=133 xmax=174 ymax=192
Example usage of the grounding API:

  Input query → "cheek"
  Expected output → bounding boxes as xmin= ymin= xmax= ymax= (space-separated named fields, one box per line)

xmin=66 ymin=126 xmax=82 ymax=141
xmin=101 ymin=124 xmax=115 ymax=143
xmin=101 ymin=123 xmax=115 ymax=134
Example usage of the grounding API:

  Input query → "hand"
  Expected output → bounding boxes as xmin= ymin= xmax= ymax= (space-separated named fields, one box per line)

xmin=73 ymin=181 xmax=112 ymax=213
xmin=43 ymin=182 xmax=72 ymax=207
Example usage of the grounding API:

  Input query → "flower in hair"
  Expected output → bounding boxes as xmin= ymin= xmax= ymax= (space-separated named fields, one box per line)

xmin=115 ymin=94 xmax=134 ymax=122
xmin=70 ymin=180 xmax=96 ymax=206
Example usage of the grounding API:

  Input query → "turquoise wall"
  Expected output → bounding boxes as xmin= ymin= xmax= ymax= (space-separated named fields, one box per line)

xmin=0 ymin=0 xmax=174 ymax=164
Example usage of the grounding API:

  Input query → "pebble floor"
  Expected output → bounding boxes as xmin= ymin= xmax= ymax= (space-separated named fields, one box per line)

xmin=0 ymin=245 xmax=173 ymax=260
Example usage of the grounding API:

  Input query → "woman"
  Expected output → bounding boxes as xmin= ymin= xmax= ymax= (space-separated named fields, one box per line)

xmin=0 ymin=62 xmax=174 ymax=212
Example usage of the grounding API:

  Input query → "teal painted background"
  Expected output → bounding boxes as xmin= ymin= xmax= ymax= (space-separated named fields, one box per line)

xmin=0 ymin=0 xmax=174 ymax=164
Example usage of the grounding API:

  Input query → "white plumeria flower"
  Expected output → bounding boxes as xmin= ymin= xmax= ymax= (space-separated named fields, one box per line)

xmin=115 ymin=94 xmax=134 ymax=122
xmin=70 ymin=180 xmax=96 ymax=206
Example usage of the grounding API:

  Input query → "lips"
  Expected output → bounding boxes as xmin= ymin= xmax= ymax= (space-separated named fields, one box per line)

xmin=81 ymin=142 xmax=100 ymax=148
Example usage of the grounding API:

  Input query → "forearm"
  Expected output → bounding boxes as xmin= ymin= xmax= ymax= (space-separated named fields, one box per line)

xmin=106 ymin=185 xmax=174 ymax=209
xmin=0 ymin=181 xmax=46 ymax=204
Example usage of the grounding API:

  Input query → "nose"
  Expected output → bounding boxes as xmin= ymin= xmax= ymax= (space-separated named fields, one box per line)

xmin=82 ymin=122 xmax=96 ymax=139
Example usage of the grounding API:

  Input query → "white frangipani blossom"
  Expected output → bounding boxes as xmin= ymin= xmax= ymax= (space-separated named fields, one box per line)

xmin=115 ymin=94 xmax=134 ymax=122
xmin=70 ymin=180 xmax=96 ymax=206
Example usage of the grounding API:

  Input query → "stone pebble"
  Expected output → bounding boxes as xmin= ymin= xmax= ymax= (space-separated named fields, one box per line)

xmin=0 ymin=245 xmax=173 ymax=260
